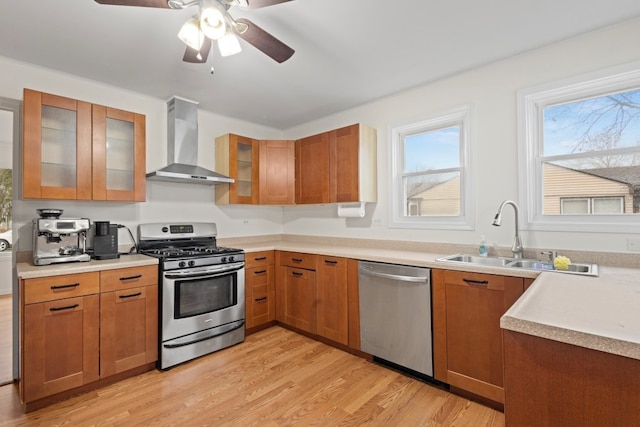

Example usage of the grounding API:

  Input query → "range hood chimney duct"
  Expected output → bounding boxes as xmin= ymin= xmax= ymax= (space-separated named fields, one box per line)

xmin=146 ymin=96 xmax=234 ymax=185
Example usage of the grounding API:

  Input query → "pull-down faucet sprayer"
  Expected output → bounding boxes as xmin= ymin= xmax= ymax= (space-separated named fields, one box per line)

xmin=492 ymin=200 xmax=523 ymax=259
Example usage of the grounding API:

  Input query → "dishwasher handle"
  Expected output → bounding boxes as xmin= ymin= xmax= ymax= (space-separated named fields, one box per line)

xmin=359 ymin=265 xmax=429 ymax=283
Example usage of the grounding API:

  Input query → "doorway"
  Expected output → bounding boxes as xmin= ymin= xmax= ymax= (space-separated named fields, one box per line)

xmin=0 ymin=98 xmax=19 ymax=385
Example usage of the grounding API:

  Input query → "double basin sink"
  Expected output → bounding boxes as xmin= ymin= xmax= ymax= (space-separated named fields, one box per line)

xmin=437 ymin=254 xmax=599 ymax=276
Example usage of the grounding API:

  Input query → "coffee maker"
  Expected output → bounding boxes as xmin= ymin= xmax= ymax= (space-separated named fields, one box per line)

xmin=32 ymin=209 xmax=91 ymax=266
xmin=92 ymin=221 xmax=120 ymax=260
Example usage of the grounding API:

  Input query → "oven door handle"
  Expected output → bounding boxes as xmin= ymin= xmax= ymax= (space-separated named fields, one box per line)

xmin=163 ymin=320 xmax=245 ymax=348
xmin=164 ymin=262 xmax=245 ymax=279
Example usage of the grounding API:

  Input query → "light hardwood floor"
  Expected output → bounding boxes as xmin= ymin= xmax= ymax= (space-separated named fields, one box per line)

xmin=0 ymin=326 xmax=504 ymax=426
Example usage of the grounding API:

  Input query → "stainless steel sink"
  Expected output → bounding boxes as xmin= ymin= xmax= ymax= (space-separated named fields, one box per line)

xmin=441 ymin=254 xmax=515 ymax=267
xmin=436 ymin=253 xmax=599 ymax=276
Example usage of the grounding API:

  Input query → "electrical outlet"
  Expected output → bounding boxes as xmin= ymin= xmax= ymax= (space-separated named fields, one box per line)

xmin=627 ymin=238 xmax=640 ymax=251
xmin=242 ymin=220 xmax=249 ymax=225
xmin=372 ymin=218 xmax=384 ymax=226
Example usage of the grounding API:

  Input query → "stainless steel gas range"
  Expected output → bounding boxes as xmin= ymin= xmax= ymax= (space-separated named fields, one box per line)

xmin=138 ymin=222 xmax=245 ymax=370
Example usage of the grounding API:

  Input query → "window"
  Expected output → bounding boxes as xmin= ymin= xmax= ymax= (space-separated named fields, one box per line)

xmin=518 ymin=62 xmax=640 ymax=232
xmin=391 ymin=105 xmax=473 ymax=229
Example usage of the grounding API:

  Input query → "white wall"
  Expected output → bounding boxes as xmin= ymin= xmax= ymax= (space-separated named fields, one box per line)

xmin=1 ymin=17 xmax=640 ymax=255
xmin=282 ymin=17 xmax=640 ymax=254
xmin=0 ymin=57 xmax=286 ymax=252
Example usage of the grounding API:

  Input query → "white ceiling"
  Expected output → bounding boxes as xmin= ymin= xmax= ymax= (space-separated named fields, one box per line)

xmin=2 ymin=0 xmax=640 ymax=129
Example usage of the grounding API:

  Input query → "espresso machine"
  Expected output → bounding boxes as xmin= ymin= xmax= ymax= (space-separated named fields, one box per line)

xmin=32 ymin=209 xmax=91 ymax=266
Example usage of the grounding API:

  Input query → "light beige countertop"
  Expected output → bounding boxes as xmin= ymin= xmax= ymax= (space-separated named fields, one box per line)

xmin=17 ymin=254 xmax=158 ymax=279
xmin=501 ymin=266 xmax=640 ymax=361
xmin=226 ymin=235 xmax=640 ymax=361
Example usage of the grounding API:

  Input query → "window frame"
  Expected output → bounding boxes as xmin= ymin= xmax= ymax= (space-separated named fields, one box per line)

xmin=517 ymin=61 xmax=640 ymax=233
xmin=390 ymin=105 xmax=474 ymax=230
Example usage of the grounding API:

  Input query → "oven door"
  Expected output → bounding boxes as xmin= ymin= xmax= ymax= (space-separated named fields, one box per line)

xmin=162 ymin=262 xmax=245 ymax=342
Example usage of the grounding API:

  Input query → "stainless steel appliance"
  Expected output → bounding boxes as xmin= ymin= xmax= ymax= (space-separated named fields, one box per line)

xmin=138 ymin=222 xmax=245 ymax=370
xmin=32 ymin=210 xmax=91 ymax=266
xmin=358 ymin=261 xmax=433 ymax=377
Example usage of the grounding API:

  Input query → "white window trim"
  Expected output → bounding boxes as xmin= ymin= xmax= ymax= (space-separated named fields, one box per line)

xmin=517 ymin=61 xmax=640 ymax=233
xmin=389 ymin=105 xmax=474 ymax=230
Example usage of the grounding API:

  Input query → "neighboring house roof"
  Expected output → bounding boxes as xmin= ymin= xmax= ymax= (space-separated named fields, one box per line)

xmin=582 ymin=165 xmax=640 ymax=188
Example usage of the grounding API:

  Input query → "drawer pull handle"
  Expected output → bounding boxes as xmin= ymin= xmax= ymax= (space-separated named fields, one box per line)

xmin=50 ymin=304 xmax=79 ymax=312
xmin=119 ymin=292 xmax=142 ymax=299
xmin=292 ymin=258 xmax=303 ymax=263
xmin=254 ymin=269 xmax=267 ymax=274
xmin=255 ymin=297 xmax=268 ymax=302
xmin=462 ymin=278 xmax=489 ymax=286
xmin=119 ymin=274 xmax=143 ymax=281
xmin=324 ymin=260 xmax=338 ymax=265
xmin=254 ymin=256 xmax=267 ymax=261
xmin=292 ymin=271 xmax=303 ymax=277
xmin=50 ymin=283 xmax=79 ymax=290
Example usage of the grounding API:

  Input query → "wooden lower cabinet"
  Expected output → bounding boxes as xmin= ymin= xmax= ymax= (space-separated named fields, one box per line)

xmin=503 ymin=330 xmax=640 ymax=426
xmin=245 ymin=251 xmax=276 ymax=330
xmin=99 ymin=266 xmax=158 ymax=378
xmin=432 ymin=269 xmax=524 ymax=405
xmin=22 ymin=294 xmax=100 ymax=402
xmin=279 ymin=265 xmax=317 ymax=334
xmin=316 ymin=255 xmax=348 ymax=346
xmin=20 ymin=266 xmax=158 ymax=409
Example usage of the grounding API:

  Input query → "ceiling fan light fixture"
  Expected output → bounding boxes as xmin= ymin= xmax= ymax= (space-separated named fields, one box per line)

xmin=218 ymin=32 xmax=242 ymax=56
xmin=200 ymin=6 xmax=227 ymax=40
xmin=178 ymin=17 xmax=204 ymax=50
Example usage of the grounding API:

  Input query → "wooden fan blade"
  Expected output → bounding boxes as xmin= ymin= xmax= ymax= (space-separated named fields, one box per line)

xmin=183 ymin=38 xmax=213 ymax=63
xmin=245 ymin=0 xmax=294 ymax=9
xmin=94 ymin=0 xmax=171 ymax=8
xmin=234 ymin=18 xmax=294 ymax=63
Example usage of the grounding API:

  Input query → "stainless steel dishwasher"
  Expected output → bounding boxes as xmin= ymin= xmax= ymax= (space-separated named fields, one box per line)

xmin=358 ymin=260 xmax=433 ymax=377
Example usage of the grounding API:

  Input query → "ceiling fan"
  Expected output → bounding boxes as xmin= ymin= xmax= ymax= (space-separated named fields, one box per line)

xmin=94 ymin=0 xmax=295 ymax=64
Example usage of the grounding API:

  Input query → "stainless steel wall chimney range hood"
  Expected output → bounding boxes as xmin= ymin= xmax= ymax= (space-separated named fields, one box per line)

xmin=146 ymin=96 xmax=234 ymax=185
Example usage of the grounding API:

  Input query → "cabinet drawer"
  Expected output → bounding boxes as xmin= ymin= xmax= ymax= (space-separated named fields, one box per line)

xmin=246 ymin=265 xmax=272 ymax=287
xmin=100 ymin=265 xmax=157 ymax=292
xmin=245 ymin=250 xmax=274 ymax=269
xmin=24 ymin=272 xmax=100 ymax=304
xmin=443 ymin=270 xmax=511 ymax=291
xmin=279 ymin=251 xmax=317 ymax=270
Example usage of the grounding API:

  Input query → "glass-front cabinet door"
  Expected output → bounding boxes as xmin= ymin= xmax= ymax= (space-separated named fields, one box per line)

xmin=22 ymin=89 xmax=146 ymax=201
xmin=92 ymin=105 xmax=146 ymax=201
xmin=23 ymin=89 xmax=92 ymax=199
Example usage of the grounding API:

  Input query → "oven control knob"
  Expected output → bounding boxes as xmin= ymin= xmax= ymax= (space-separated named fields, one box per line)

xmin=179 ymin=261 xmax=186 ymax=268
xmin=188 ymin=260 xmax=196 ymax=267
xmin=228 ymin=256 xmax=235 ymax=263
xmin=221 ymin=257 xmax=228 ymax=263
xmin=162 ymin=227 xmax=168 ymax=233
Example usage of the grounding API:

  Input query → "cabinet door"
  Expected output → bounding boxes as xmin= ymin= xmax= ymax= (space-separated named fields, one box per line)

xmin=215 ymin=134 xmax=259 ymax=204
xmin=246 ymin=264 xmax=275 ymax=329
xmin=432 ymin=269 xmax=523 ymax=404
xmin=259 ymin=140 xmax=295 ymax=205
xmin=279 ymin=267 xmax=316 ymax=333
xmin=92 ymin=105 xmax=146 ymax=201
xmin=316 ymin=256 xmax=348 ymax=345
xmin=100 ymin=285 xmax=158 ymax=377
xmin=295 ymin=132 xmax=330 ymax=204
xmin=23 ymin=89 xmax=92 ymax=200
xmin=330 ymin=124 xmax=360 ymax=203
xmin=23 ymin=295 xmax=99 ymax=402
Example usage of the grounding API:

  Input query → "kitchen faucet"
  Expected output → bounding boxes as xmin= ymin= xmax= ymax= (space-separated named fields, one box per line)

xmin=492 ymin=200 xmax=523 ymax=259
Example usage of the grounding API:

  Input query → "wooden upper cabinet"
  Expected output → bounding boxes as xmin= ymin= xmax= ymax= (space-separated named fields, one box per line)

xmin=295 ymin=131 xmax=331 ymax=204
xmin=92 ymin=105 xmax=146 ymax=201
xmin=259 ymin=140 xmax=295 ymax=205
xmin=23 ymin=89 xmax=92 ymax=200
xmin=215 ymin=134 xmax=260 ymax=204
xmin=296 ymin=123 xmax=377 ymax=204
xmin=330 ymin=124 xmax=377 ymax=203
xmin=22 ymin=88 xmax=146 ymax=201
